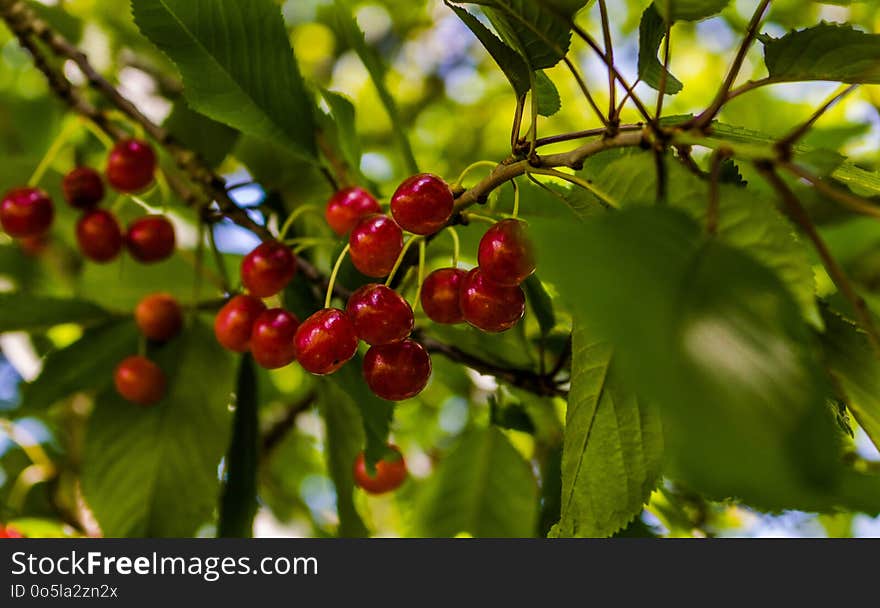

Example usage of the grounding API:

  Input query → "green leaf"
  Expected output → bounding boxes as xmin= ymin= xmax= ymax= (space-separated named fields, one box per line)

xmin=534 ymin=70 xmax=561 ymax=117
xmin=319 ymin=378 xmax=370 ymax=538
xmin=218 ymin=355 xmax=259 ymax=538
xmin=532 ymin=207 xmax=880 ymax=512
xmin=163 ymin=101 xmax=239 ymax=168
xmin=700 ymin=121 xmax=880 ymax=195
xmin=319 ymin=90 xmax=366 ymax=185
xmin=763 ymin=24 xmax=880 ymax=84
xmin=0 ymin=294 xmax=114 ymax=333
xmin=551 ymin=327 xmax=663 ymax=537
xmin=446 ymin=2 xmax=530 ymax=97
xmin=656 ymin=0 xmax=731 ymax=21
xmin=581 ymin=151 xmax=821 ymax=327
xmin=638 ymin=4 xmax=683 ymax=94
xmin=82 ymin=322 xmax=235 ymax=536
xmin=333 ymin=0 xmax=419 ymax=174
xmin=820 ymin=309 xmax=880 ymax=453
xmin=334 ymin=357 xmax=394 ymax=468
xmin=413 ymin=426 xmax=538 ymax=537
xmin=131 ymin=0 xmax=317 ymax=158
xmin=468 ymin=0 xmax=572 ymax=70
xmin=19 ymin=320 xmax=139 ymax=413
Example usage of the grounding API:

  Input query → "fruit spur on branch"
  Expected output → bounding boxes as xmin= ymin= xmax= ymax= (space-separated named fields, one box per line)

xmin=212 ymin=170 xmax=536 ymax=406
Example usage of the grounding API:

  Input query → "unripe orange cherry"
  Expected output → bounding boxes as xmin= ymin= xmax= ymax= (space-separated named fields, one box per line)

xmin=135 ymin=293 xmax=183 ymax=342
xmin=114 ymin=355 xmax=166 ymax=406
xmin=353 ymin=445 xmax=407 ymax=494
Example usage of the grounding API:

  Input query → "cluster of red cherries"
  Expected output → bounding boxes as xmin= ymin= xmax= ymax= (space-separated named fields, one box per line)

xmin=0 ymin=138 xmax=175 ymax=265
xmin=213 ymin=173 xmax=536 ymax=406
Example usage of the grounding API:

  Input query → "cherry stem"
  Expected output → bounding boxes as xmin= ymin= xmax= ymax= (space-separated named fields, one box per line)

xmin=511 ymin=178 xmax=521 ymax=218
xmin=284 ymin=236 xmax=335 ymax=247
xmin=385 ymin=235 xmax=423 ymax=287
xmin=462 ymin=212 xmax=497 ymax=226
xmin=454 ymin=160 xmax=499 ymax=189
xmin=279 ymin=204 xmax=322 ymax=240
xmin=415 ymin=240 xmax=426 ymax=313
xmin=293 ymin=242 xmax=332 ymax=255
xmin=527 ymin=167 xmax=618 ymax=208
xmin=446 ymin=226 xmax=460 ymax=268
xmin=207 ymin=224 xmax=231 ymax=294
xmin=324 ymin=243 xmax=350 ymax=309
xmin=28 ymin=118 xmax=78 ymax=187
xmin=155 ymin=170 xmax=172 ymax=207
xmin=79 ymin=116 xmax=114 ymax=149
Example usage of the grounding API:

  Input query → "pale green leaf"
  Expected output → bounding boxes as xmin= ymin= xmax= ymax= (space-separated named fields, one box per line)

xmin=414 ymin=426 xmax=537 ymax=537
xmin=551 ymin=326 xmax=663 ymax=538
xmin=763 ymin=24 xmax=880 ymax=84
xmin=82 ymin=322 xmax=236 ymax=536
xmin=131 ymin=0 xmax=317 ymax=158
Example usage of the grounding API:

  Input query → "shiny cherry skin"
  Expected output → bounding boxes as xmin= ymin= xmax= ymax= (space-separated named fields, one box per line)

xmin=126 ymin=215 xmax=175 ymax=263
xmin=250 ymin=308 xmax=300 ymax=369
xmin=62 ymin=166 xmax=104 ymax=209
xmin=294 ymin=308 xmax=359 ymax=375
xmin=363 ymin=339 xmax=431 ymax=401
xmin=214 ymin=295 xmax=266 ymax=353
xmin=390 ymin=173 xmax=453 ymax=235
xmin=106 ymin=138 xmax=157 ymax=193
xmin=0 ymin=187 xmax=54 ymax=237
xmin=135 ymin=292 xmax=183 ymax=342
xmin=477 ymin=219 xmax=536 ymax=286
xmin=353 ymin=446 xmax=407 ymax=494
xmin=459 ymin=268 xmax=525 ymax=333
xmin=0 ymin=525 xmax=23 ymax=538
xmin=345 ymin=283 xmax=414 ymax=345
xmin=325 ymin=187 xmax=381 ymax=236
xmin=420 ymin=267 xmax=466 ymax=324
xmin=241 ymin=241 xmax=297 ymax=297
xmin=114 ymin=355 xmax=166 ymax=406
xmin=349 ymin=214 xmax=403 ymax=278
xmin=76 ymin=209 xmax=123 ymax=263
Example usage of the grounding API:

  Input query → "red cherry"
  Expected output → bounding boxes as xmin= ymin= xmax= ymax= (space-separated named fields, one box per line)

xmin=0 ymin=525 xmax=24 ymax=538
xmin=250 ymin=308 xmax=300 ymax=369
xmin=363 ymin=339 xmax=431 ymax=401
xmin=76 ymin=209 xmax=123 ymax=263
xmin=478 ymin=219 xmax=536 ymax=286
xmin=420 ymin=267 xmax=466 ymax=324
xmin=135 ymin=292 xmax=183 ymax=342
xmin=390 ymin=173 xmax=454 ymax=235
xmin=353 ymin=446 xmax=408 ymax=494
xmin=459 ymin=268 xmax=525 ymax=333
xmin=114 ymin=355 xmax=166 ymax=406
xmin=325 ymin=187 xmax=381 ymax=236
xmin=214 ymin=295 xmax=266 ymax=353
xmin=0 ymin=187 xmax=53 ymax=237
xmin=106 ymin=138 xmax=157 ymax=193
xmin=126 ymin=215 xmax=175 ymax=263
xmin=241 ymin=241 xmax=297 ymax=298
xmin=62 ymin=166 xmax=104 ymax=209
xmin=293 ymin=308 xmax=359 ymax=375
xmin=349 ymin=214 xmax=403 ymax=278
xmin=345 ymin=283 xmax=414 ymax=345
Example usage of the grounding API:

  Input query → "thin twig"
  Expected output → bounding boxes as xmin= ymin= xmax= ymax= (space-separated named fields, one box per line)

xmin=597 ymin=0 xmax=616 ymax=124
xmin=781 ymin=162 xmax=880 ymax=220
xmin=260 ymin=392 xmax=317 ymax=456
xmin=691 ymin=0 xmax=771 ymax=129
xmin=563 ymin=56 xmax=608 ymax=127
xmin=706 ymin=150 xmax=726 ymax=235
xmin=758 ymin=164 xmax=880 ymax=355
xmin=777 ymin=84 xmax=858 ymax=149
